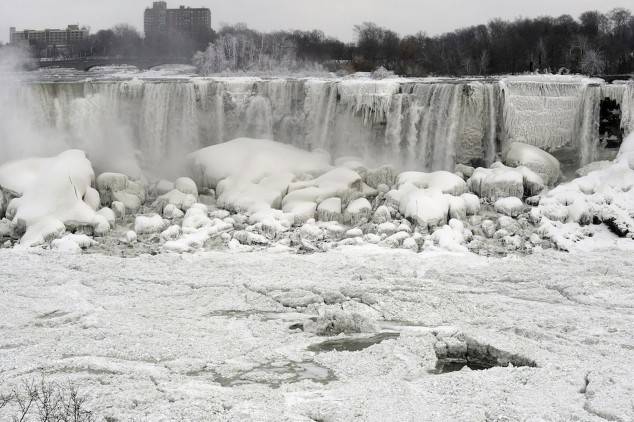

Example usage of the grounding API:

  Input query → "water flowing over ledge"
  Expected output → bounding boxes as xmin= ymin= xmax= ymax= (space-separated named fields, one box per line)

xmin=6 ymin=73 xmax=634 ymax=176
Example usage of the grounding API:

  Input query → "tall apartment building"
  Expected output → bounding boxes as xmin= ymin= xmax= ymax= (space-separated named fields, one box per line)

xmin=144 ymin=2 xmax=211 ymax=40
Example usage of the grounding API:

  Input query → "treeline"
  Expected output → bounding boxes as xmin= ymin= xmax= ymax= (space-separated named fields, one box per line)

xmin=193 ymin=24 xmax=350 ymax=74
xmin=353 ymin=8 xmax=634 ymax=76
xmin=20 ymin=7 xmax=634 ymax=76
xmin=195 ymin=8 xmax=634 ymax=76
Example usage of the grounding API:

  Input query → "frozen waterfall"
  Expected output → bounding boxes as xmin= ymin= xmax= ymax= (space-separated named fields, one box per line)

xmin=4 ymin=75 xmax=633 ymax=176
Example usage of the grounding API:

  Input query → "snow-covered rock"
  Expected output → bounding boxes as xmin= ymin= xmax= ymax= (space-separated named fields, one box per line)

xmin=160 ymin=225 xmax=182 ymax=241
xmin=84 ymin=187 xmax=101 ymax=211
xmin=163 ymin=203 xmax=184 ymax=219
xmin=155 ymin=179 xmax=175 ymax=196
xmin=503 ymin=142 xmax=561 ymax=185
xmin=495 ymin=197 xmax=525 ymax=217
xmin=398 ymin=171 xmax=467 ymax=195
xmin=111 ymin=201 xmax=126 ymax=219
xmin=0 ymin=150 xmax=104 ymax=247
xmin=174 ymin=177 xmax=198 ymax=197
xmin=372 ymin=205 xmax=392 ymax=224
xmin=344 ymin=198 xmax=372 ymax=225
xmin=365 ymin=165 xmax=396 ymax=188
xmin=134 ymin=214 xmax=168 ymax=235
xmin=317 ymin=197 xmax=342 ymax=222
xmin=468 ymin=163 xmax=544 ymax=200
xmin=189 ymin=138 xmax=331 ymax=189
xmin=182 ymin=205 xmax=212 ymax=230
xmin=461 ymin=193 xmax=481 ymax=215
xmin=398 ymin=186 xmax=449 ymax=230
xmin=97 ymin=207 xmax=116 ymax=228
xmin=96 ymin=172 xmax=146 ymax=212
xmin=427 ymin=219 xmax=468 ymax=252
xmin=154 ymin=189 xmax=197 ymax=213
xmin=122 ymin=230 xmax=137 ymax=244
xmin=51 ymin=234 xmax=96 ymax=253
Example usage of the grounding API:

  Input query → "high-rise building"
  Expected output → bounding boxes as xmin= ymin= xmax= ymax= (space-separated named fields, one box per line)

xmin=144 ymin=2 xmax=211 ymax=40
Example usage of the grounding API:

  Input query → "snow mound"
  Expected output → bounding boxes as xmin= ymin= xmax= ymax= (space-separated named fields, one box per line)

xmin=468 ymin=163 xmax=544 ymax=201
xmin=134 ymin=214 xmax=168 ymax=235
xmin=0 ymin=150 xmax=103 ymax=247
xmin=535 ymin=133 xmax=634 ymax=245
xmin=397 ymin=171 xmax=467 ymax=195
xmin=189 ymin=138 xmax=331 ymax=189
xmin=495 ymin=197 xmax=525 ymax=217
xmin=96 ymin=172 xmax=146 ymax=213
xmin=503 ymin=142 xmax=561 ymax=185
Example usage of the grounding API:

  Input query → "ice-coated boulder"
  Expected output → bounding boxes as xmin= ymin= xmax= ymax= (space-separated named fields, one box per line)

xmin=365 ymin=165 xmax=396 ymax=189
xmin=134 ymin=214 xmax=168 ymax=235
xmin=397 ymin=171 xmax=467 ymax=196
xmin=346 ymin=228 xmax=363 ymax=238
xmin=468 ymin=163 xmax=544 ymax=201
xmin=397 ymin=186 xmax=449 ymax=230
xmin=372 ymin=205 xmax=392 ymax=224
xmin=455 ymin=164 xmax=475 ymax=179
xmin=160 ymin=225 xmax=182 ymax=241
xmin=344 ymin=198 xmax=372 ymax=225
xmin=461 ymin=193 xmax=481 ymax=215
xmin=495 ymin=197 xmax=525 ymax=218
xmin=97 ymin=207 xmax=116 ymax=228
xmin=122 ymin=231 xmax=137 ymax=243
xmin=317 ymin=197 xmax=342 ymax=222
xmin=503 ymin=142 xmax=561 ymax=185
xmin=0 ymin=150 xmax=106 ymax=247
xmin=188 ymin=138 xmax=331 ymax=189
xmin=111 ymin=201 xmax=126 ymax=219
xmin=288 ymin=167 xmax=364 ymax=206
xmin=174 ymin=177 xmax=198 ymax=197
xmin=447 ymin=196 xmax=467 ymax=220
xmin=155 ymin=179 xmax=175 ymax=196
xmin=52 ymin=234 xmax=96 ymax=253
xmin=153 ymin=189 xmax=197 ymax=213
xmin=182 ymin=205 xmax=212 ymax=230
xmin=84 ymin=187 xmax=101 ymax=211
xmin=481 ymin=219 xmax=497 ymax=238
xmin=426 ymin=219 xmax=468 ymax=252
xmin=96 ymin=172 xmax=146 ymax=213
xmin=163 ymin=203 xmax=185 ymax=219
xmin=299 ymin=222 xmax=325 ymax=242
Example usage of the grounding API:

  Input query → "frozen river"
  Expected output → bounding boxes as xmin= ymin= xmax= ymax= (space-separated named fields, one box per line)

xmin=1 ymin=239 xmax=632 ymax=421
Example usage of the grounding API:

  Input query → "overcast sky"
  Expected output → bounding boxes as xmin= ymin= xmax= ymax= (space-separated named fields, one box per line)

xmin=0 ymin=0 xmax=629 ymax=43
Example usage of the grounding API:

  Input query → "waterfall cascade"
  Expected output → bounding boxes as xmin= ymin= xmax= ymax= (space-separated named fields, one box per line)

xmin=6 ymin=75 xmax=634 ymax=176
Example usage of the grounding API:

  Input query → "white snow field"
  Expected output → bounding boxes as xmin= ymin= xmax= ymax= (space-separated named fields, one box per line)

xmin=0 ymin=243 xmax=633 ymax=421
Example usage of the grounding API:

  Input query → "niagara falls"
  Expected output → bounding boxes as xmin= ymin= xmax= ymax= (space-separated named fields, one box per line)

xmin=0 ymin=1 xmax=633 ymax=421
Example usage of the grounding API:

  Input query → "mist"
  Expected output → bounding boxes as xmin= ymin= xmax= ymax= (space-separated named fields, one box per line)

xmin=0 ymin=46 xmax=143 ymax=177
